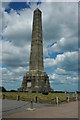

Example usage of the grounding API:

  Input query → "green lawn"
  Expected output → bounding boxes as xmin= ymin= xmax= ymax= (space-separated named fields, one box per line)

xmin=0 ymin=92 xmax=2 ymax=99
xmin=2 ymin=92 xmax=77 ymax=104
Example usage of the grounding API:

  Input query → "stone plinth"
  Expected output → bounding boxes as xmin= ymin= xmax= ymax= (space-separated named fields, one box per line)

xmin=19 ymin=70 xmax=51 ymax=93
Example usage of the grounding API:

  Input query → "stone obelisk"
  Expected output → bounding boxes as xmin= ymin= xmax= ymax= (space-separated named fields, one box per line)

xmin=30 ymin=8 xmax=44 ymax=71
xmin=19 ymin=8 xmax=51 ymax=93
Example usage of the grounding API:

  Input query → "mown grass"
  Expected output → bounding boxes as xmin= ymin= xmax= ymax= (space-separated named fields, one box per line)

xmin=2 ymin=92 xmax=77 ymax=104
xmin=0 ymin=92 xmax=2 ymax=99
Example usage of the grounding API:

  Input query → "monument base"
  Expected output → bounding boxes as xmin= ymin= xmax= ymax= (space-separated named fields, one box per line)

xmin=18 ymin=70 xmax=51 ymax=93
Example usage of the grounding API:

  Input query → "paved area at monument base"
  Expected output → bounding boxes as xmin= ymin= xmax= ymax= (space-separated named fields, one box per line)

xmin=2 ymin=100 xmax=78 ymax=118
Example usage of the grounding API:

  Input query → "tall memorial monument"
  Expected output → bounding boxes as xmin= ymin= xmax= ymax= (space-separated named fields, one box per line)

xmin=19 ymin=8 xmax=51 ymax=93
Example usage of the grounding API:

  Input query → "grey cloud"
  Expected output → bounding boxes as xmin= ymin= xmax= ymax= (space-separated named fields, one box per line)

xmin=44 ymin=51 xmax=78 ymax=72
xmin=2 ymin=41 xmax=30 ymax=68
xmin=2 ymin=66 xmax=28 ymax=84
xmin=2 ymin=2 xmax=78 ymax=91
xmin=49 ymin=68 xmax=78 ymax=85
xmin=2 ymin=8 xmax=32 ymax=47
xmin=2 ymin=2 xmax=78 ymax=50
xmin=40 ymin=2 xmax=78 ymax=52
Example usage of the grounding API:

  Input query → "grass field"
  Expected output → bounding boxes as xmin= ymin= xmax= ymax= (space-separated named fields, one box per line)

xmin=0 ymin=92 xmax=2 ymax=99
xmin=2 ymin=92 xmax=77 ymax=104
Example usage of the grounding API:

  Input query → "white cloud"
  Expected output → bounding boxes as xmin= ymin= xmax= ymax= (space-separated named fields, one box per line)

xmin=3 ymin=8 xmax=32 ymax=46
xmin=49 ymin=37 xmax=78 ymax=52
xmin=2 ymin=2 xmax=78 ymax=49
xmin=55 ymin=68 xmax=66 ymax=74
xmin=49 ymin=73 xmax=56 ymax=80
xmin=2 ymin=2 xmax=78 ymax=91
xmin=0 ymin=67 xmax=2 ymax=86
xmin=44 ymin=51 xmax=78 ymax=71
xmin=2 ymin=40 xmax=30 ymax=67
xmin=2 ymin=66 xmax=28 ymax=84
xmin=14 ymin=66 xmax=26 ymax=73
xmin=49 ymin=69 xmax=78 ymax=85
xmin=56 ymin=51 xmax=78 ymax=71
xmin=2 ymin=67 xmax=9 ymax=73
xmin=0 ymin=41 xmax=2 ymax=65
xmin=40 ymin=2 xmax=78 ymax=53
xmin=44 ymin=58 xmax=56 ymax=67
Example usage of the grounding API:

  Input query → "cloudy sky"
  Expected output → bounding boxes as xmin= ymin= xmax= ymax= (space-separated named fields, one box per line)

xmin=1 ymin=1 xmax=78 ymax=91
